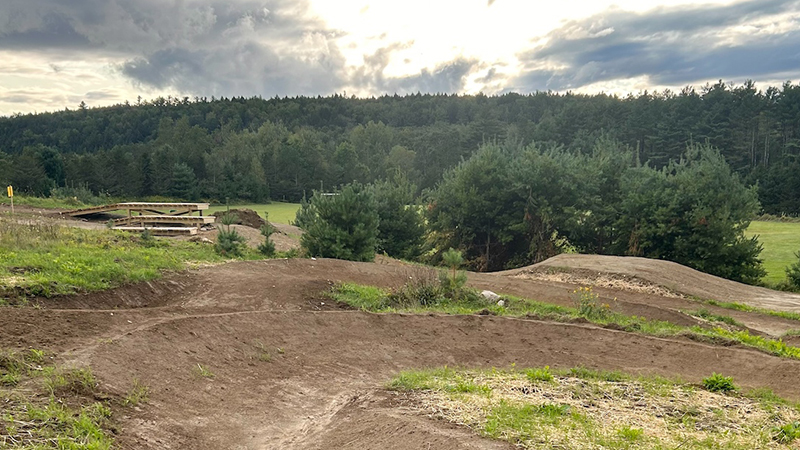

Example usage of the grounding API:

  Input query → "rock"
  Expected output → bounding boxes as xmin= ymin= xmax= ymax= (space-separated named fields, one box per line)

xmin=481 ymin=290 xmax=500 ymax=302
xmin=497 ymin=299 xmax=505 ymax=307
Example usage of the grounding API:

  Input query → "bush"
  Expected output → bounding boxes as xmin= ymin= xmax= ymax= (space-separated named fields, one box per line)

xmin=257 ymin=213 xmax=276 ymax=257
xmin=215 ymin=212 xmax=245 ymax=257
xmin=300 ymin=182 xmax=380 ymax=262
xmin=440 ymin=248 xmax=468 ymax=293
xmin=786 ymin=250 xmax=800 ymax=290
xmin=371 ymin=173 xmax=425 ymax=260
xmin=702 ymin=373 xmax=737 ymax=393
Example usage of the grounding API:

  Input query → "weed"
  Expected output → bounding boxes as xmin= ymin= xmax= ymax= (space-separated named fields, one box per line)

xmin=703 ymin=373 xmax=737 ymax=393
xmin=616 ymin=425 xmax=645 ymax=441
xmin=525 ymin=366 xmax=554 ymax=383
xmin=123 ymin=379 xmax=150 ymax=406
xmin=195 ymin=364 xmax=215 ymax=379
xmin=571 ymin=286 xmax=613 ymax=320
xmin=43 ymin=367 xmax=97 ymax=396
xmin=772 ymin=421 xmax=800 ymax=443
xmin=565 ymin=366 xmax=627 ymax=382
xmin=686 ymin=308 xmax=745 ymax=327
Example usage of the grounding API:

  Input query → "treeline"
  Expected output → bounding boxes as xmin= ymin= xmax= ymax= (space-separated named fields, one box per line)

xmin=297 ymin=141 xmax=763 ymax=284
xmin=1 ymin=80 xmax=800 ymax=212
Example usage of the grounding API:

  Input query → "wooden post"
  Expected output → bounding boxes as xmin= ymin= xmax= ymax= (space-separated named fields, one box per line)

xmin=6 ymin=186 xmax=13 ymax=216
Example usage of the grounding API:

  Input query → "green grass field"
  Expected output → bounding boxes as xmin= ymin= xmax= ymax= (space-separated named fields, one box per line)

xmin=746 ymin=221 xmax=800 ymax=283
xmin=207 ymin=202 xmax=300 ymax=225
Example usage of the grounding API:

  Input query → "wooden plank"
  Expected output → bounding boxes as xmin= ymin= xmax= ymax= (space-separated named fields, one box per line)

xmin=62 ymin=203 xmax=122 ymax=216
xmin=112 ymin=226 xmax=199 ymax=236
xmin=117 ymin=202 xmax=209 ymax=210
xmin=63 ymin=202 xmax=209 ymax=217
xmin=113 ymin=215 xmax=215 ymax=225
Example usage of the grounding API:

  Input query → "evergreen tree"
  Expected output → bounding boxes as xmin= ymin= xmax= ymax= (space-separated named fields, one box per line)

xmin=371 ymin=173 xmax=425 ymax=260
xmin=300 ymin=183 xmax=379 ymax=262
xmin=169 ymin=162 xmax=198 ymax=201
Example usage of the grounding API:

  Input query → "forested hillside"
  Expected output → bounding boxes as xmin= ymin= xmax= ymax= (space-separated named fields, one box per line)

xmin=1 ymin=80 xmax=799 ymax=213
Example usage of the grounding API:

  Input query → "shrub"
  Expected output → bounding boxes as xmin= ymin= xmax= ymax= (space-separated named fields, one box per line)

xmin=300 ymin=182 xmax=380 ymax=262
xmin=702 ymin=373 xmax=737 ymax=393
xmin=257 ymin=212 xmax=276 ymax=257
xmin=215 ymin=212 xmax=245 ymax=257
xmin=371 ymin=173 xmax=425 ymax=260
xmin=440 ymin=248 xmax=468 ymax=293
xmin=786 ymin=250 xmax=800 ymax=290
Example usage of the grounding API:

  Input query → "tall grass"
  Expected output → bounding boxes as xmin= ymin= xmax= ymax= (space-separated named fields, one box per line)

xmin=0 ymin=218 xmax=235 ymax=301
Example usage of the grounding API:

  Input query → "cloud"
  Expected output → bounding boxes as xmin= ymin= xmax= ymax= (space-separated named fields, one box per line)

xmin=0 ymin=0 xmax=349 ymax=97
xmin=352 ymin=44 xmax=480 ymax=94
xmin=511 ymin=0 xmax=800 ymax=91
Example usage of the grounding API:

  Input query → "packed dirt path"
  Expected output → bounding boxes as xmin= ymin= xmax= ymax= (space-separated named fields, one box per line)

xmin=4 ymin=258 xmax=800 ymax=449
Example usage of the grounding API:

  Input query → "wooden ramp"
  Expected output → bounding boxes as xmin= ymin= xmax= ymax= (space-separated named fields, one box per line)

xmin=112 ymin=226 xmax=199 ymax=236
xmin=63 ymin=202 xmax=209 ymax=217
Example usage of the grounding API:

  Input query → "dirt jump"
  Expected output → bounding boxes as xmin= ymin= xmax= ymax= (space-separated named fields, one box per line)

xmin=4 ymin=255 xmax=800 ymax=449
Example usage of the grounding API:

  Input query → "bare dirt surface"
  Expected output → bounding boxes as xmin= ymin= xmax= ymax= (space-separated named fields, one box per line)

xmin=4 ymin=257 xmax=800 ymax=449
xmin=508 ymin=254 xmax=800 ymax=313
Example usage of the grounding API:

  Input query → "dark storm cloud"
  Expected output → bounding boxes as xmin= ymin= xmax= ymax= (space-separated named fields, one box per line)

xmin=511 ymin=0 xmax=800 ymax=91
xmin=0 ymin=0 xmax=480 ymax=98
xmin=0 ymin=0 xmax=350 ymax=97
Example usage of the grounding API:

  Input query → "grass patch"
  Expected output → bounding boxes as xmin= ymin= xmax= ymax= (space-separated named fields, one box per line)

xmin=746 ymin=220 xmax=800 ymax=284
xmin=330 ymin=282 xmax=800 ymax=361
xmin=0 ymin=217 xmax=264 ymax=303
xmin=684 ymin=308 xmax=745 ymax=328
xmin=703 ymin=298 xmax=800 ymax=322
xmin=389 ymin=366 xmax=800 ymax=449
xmin=123 ymin=379 xmax=150 ymax=406
xmin=207 ymin=202 xmax=300 ymax=225
xmin=0 ymin=348 xmax=115 ymax=449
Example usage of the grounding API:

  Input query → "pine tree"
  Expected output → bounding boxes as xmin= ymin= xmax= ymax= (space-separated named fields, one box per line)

xmin=169 ymin=162 xmax=198 ymax=201
xmin=300 ymin=183 xmax=379 ymax=262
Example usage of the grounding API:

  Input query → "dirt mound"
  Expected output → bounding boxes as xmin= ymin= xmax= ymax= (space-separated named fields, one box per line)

xmin=505 ymin=254 xmax=800 ymax=313
xmin=212 ymin=208 xmax=266 ymax=229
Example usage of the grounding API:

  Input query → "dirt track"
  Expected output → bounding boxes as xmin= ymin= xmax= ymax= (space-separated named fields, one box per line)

xmin=5 ymin=257 xmax=800 ymax=449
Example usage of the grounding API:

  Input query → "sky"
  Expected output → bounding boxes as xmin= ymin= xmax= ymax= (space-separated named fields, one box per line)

xmin=0 ymin=0 xmax=799 ymax=115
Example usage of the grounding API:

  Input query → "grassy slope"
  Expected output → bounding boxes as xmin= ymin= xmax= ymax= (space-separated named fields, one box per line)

xmin=0 ymin=218 xmax=261 ymax=302
xmin=206 ymin=203 xmax=300 ymax=225
xmin=746 ymin=221 xmax=800 ymax=283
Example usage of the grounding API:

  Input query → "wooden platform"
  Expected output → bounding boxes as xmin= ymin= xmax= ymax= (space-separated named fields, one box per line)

xmin=63 ymin=202 xmax=209 ymax=217
xmin=112 ymin=226 xmax=199 ymax=236
xmin=113 ymin=215 xmax=216 ymax=226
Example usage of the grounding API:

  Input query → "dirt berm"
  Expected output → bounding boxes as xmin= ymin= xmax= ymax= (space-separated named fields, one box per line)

xmin=504 ymin=254 xmax=800 ymax=313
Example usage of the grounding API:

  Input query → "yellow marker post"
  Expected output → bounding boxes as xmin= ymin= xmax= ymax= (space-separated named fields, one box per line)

xmin=6 ymin=185 xmax=12 ymax=216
